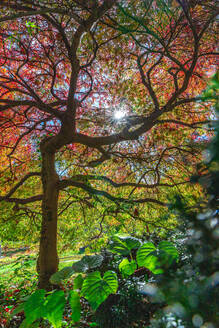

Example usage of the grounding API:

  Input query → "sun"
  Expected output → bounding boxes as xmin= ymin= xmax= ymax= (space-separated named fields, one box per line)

xmin=113 ymin=110 xmax=127 ymax=120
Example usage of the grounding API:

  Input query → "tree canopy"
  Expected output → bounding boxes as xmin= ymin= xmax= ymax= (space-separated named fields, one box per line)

xmin=0 ymin=0 xmax=218 ymax=288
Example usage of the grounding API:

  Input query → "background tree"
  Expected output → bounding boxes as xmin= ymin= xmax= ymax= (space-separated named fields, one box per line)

xmin=0 ymin=0 xmax=218 ymax=289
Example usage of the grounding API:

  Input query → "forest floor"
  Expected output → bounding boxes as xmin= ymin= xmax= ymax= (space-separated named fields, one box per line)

xmin=0 ymin=249 xmax=83 ymax=327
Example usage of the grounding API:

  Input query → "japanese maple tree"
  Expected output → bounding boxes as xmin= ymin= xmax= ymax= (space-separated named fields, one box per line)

xmin=0 ymin=0 xmax=218 ymax=289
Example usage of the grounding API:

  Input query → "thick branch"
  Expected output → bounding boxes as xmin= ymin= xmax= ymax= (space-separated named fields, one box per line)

xmin=0 ymin=99 xmax=63 ymax=118
xmin=0 ymin=172 xmax=41 ymax=201
xmin=68 ymin=174 xmax=187 ymax=189
xmin=58 ymin=179 xmax=167 ymax=206
xmin=0 ymin=195 xmax=42 ymax=204
xmin=74 ymin=110 xmax=161 ymax=147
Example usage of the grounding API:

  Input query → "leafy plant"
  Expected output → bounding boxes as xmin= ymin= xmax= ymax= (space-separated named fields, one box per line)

xmin=108 ymin=235 xmax=141 ymax=256
xmin=119 ymin=259 xmax=137 ymax=276
xmin=13 ymin=289 xmax=66 ymax=328
xmin=45 ymin=235 xmax=179 ymax=326
xmin=50 ymin=254 xmax=103 ymax=284
xmin=137 ymin=241 xmax=179 ymax=274
xmin=50 ymin=266 xmax=75 ymax=285
xmin=72 ymin=254 xmax=104 ymax=273
xmin=69 ymin=290 xmax=81 ymax=323
xmin=81 ymin=271 xmax=118 ymax=311
xmin=73 ymin=274 xmax=84 ymax=290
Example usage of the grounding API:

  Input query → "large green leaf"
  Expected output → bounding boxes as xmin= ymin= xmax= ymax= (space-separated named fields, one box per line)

xmin=50 ymin=266 xmax=75 ymax=284
xmin=69 ymin=290 xmax=81 ymax=323
xmin=23 ymin=289 xmax=46 ymax=325
xmin=72 ymin=254 xmax=103 ymax=273
xmin=43 ymin=290 xmax=66 ymax=328
xmin=137 ymin=243 xmax=162 ymax=274
xmin=19 ymin=290 xmax=66 ymax=328
xmin=81 ymin=271 xmax=118 ymax=311
xmin=158 ymin=241 xmax=179 ymax=266
xmin=119 ymin=259 xmax=137 ymax=276
xmin=109 ymin=235 xmax=141 ymax=255
xmin=74 ymin=274 xmax=84 ymax=290
xmin=136 ymin=242 xmax=156 ymax=265
xmin=137 ymin=241 xmax=179 ymax=274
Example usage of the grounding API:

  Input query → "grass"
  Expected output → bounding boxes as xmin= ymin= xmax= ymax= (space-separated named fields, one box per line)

xmin=0 ymin=248 xmax=82 ymax=327
xmin=0 ymin=248 xmax=82 ymax=287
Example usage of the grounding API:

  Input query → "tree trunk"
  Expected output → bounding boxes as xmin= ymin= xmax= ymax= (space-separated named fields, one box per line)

xmin=37 ymin=142 xmax=59 ymax=290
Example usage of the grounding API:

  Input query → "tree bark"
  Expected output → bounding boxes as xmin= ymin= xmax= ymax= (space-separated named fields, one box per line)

xmin=37 ymin=140 xmax=59 ymax=290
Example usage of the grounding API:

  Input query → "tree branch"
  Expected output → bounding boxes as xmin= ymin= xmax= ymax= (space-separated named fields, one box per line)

xmin=0 ymin=172 xmax=41 ymax=201
xmin=0 ymin=195 xmax=42 ymax=204
xmin=58 ymin=179 xmax=167 ymax=206
xmin=68 ymin=174 xmax=187 ymax=189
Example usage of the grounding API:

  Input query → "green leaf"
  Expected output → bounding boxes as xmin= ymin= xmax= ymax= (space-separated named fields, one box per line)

xmin=136 ymin=243 xmax=163 ymax=274
xmin=69 ymin=290 xmax=81 ymax=323
xmin=12 ymin=303 xmax=24 ymax=316
xmin=81 ymin=271 xmax=118 ymax=311
xmin=50 ymin=266 xmax=75 ymax=284
xmin=19 ymin=319 xmax=40 ymax=328
xmin=158 ymin=241 xmax=179 ymax=266
xmin=72 ymin=254 xmax=103 ymax=273
xmin=23 ymin=289 xmax=46 ymax=325
xmin=137 ymin=241 xmax=179 ymax=274
xmin=119 ymin=259 xmax=137 ymax=276
xmin=43 ymin=290 xmax=66 ymax=328
xmin=136 ymin=242 xmax=156 ymax=266
xmin=74 ymin=274 xmax=84 ymax=290
xmin=109 ymin=235 xmax=141 ymax=255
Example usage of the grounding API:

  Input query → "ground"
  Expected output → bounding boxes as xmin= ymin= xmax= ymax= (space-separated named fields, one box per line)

xmin=0 ymin=245 xmax=82 ymax=328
